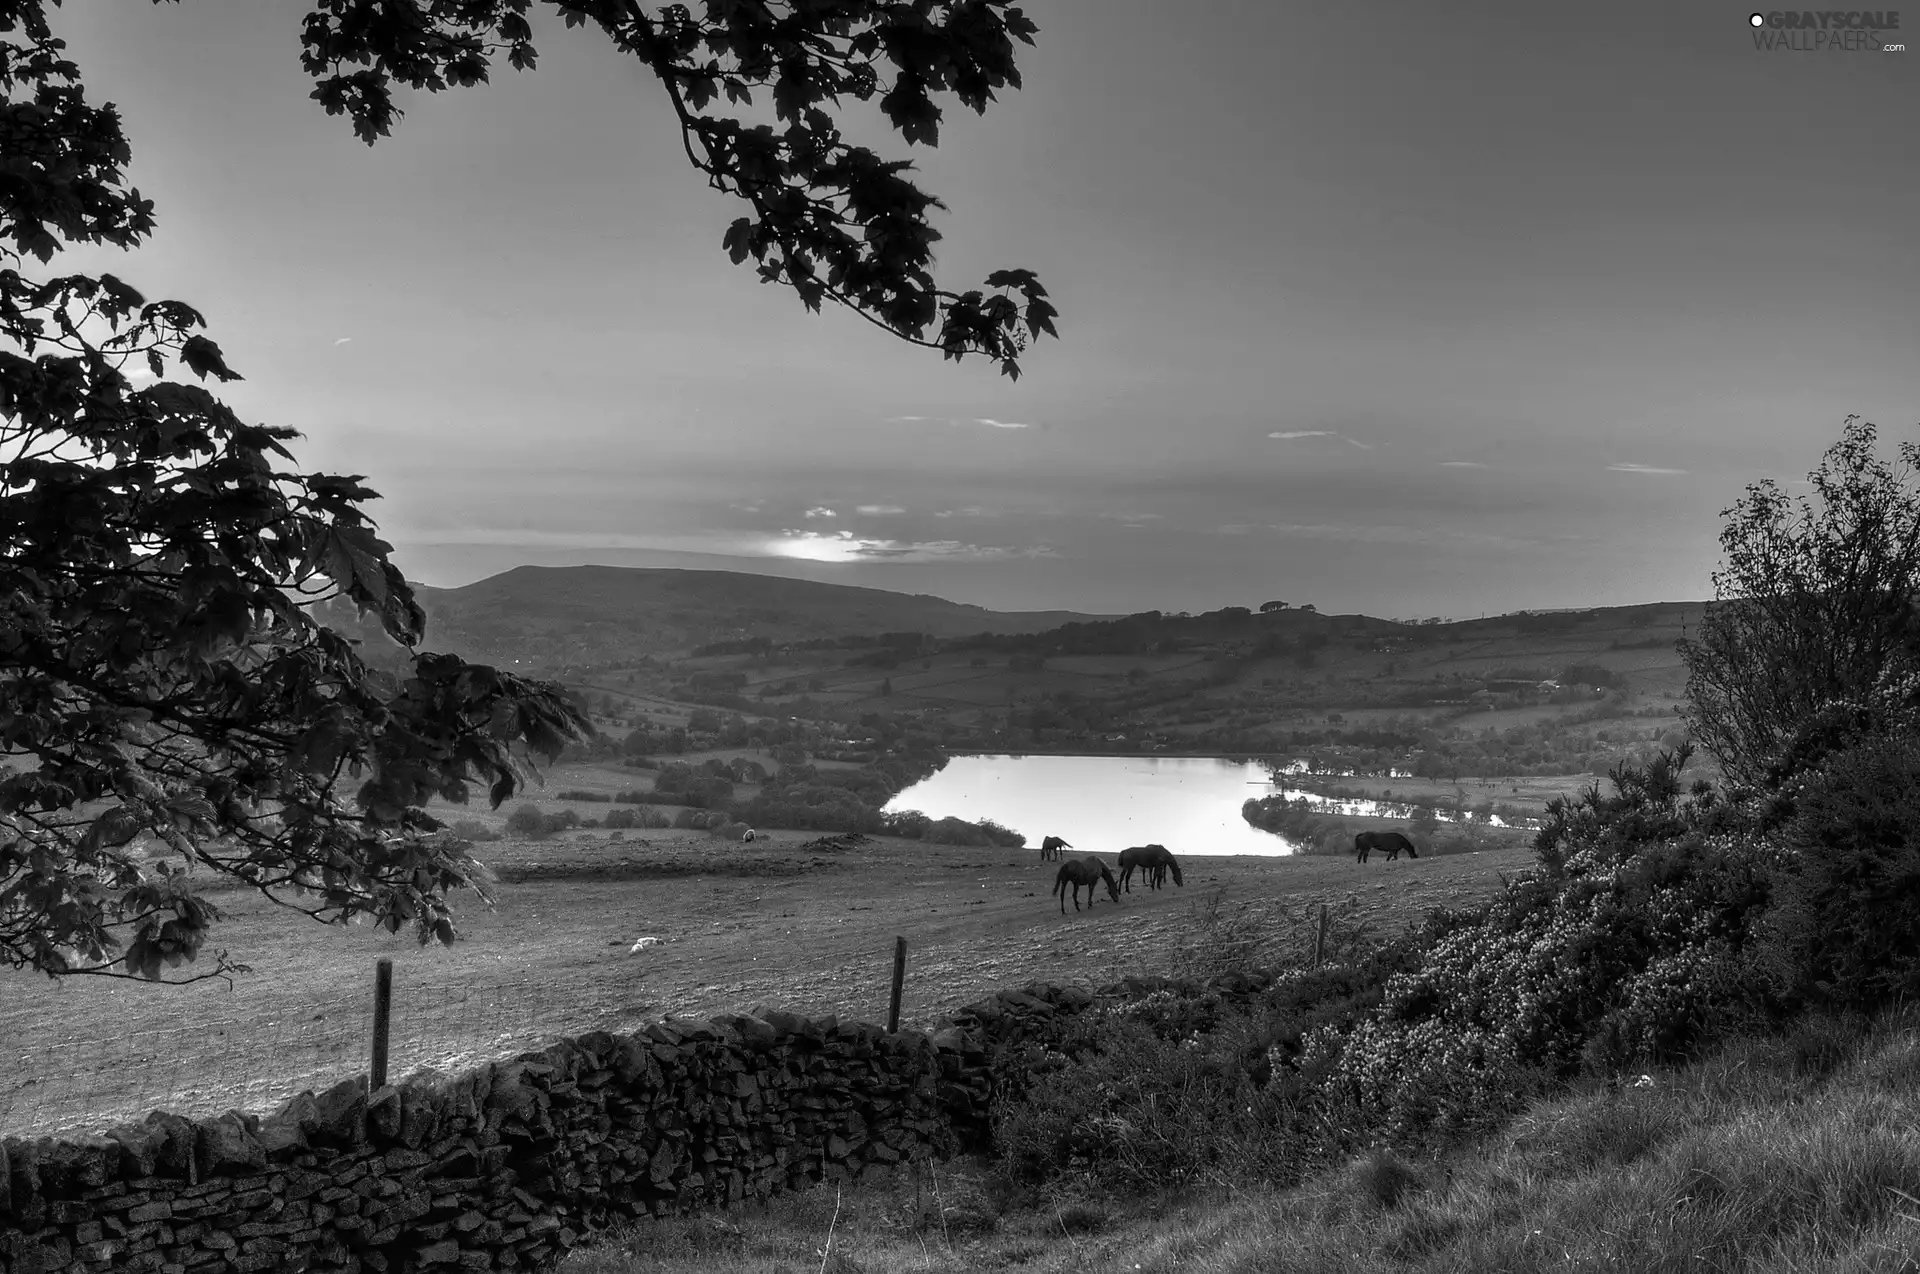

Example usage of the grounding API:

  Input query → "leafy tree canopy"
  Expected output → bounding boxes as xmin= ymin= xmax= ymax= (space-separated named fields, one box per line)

xmin=0 ymin=0 xmax=1048 ymax=979
xmin=1680 ymin=416 xmax=1920 ymax=793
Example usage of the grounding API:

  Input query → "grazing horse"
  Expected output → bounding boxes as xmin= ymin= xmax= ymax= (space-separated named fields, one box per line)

xmin=1355 ymin=830 xmax=1419 ymax=864
xmin=1053 ymin=856 xmax=1121 ymax=914
xmin=1039 ymin=834 xmax=1073 ymax=862
xmin=1117 ymin=844 xmax=1185 ymax=892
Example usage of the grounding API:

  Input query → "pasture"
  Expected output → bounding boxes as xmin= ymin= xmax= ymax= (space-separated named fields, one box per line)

xmin=0 ymin=772 xmax=1530 ymax=1138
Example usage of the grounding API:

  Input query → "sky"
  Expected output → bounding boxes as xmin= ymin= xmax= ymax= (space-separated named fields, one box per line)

xmin=46 ymin=1 xmax=1920 ymax=619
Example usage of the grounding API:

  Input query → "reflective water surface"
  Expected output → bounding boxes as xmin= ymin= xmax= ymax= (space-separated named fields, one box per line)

xmin=884 ymin=753 xmax=1522 ymax=858
xmin=878 ymin=754 xmax=1305 ymax=856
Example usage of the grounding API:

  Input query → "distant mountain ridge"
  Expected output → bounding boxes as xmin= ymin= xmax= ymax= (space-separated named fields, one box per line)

xmin=322 ymin=565 xmax=1118 ymax=668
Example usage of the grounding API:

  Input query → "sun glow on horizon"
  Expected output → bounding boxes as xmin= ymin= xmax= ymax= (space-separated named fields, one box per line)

xmin=766 ymin=531 xmax=868 ymax=562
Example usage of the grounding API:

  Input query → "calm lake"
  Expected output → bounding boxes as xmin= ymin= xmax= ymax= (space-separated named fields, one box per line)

xmin=881 ymin=754 xmax=1506 ymax=858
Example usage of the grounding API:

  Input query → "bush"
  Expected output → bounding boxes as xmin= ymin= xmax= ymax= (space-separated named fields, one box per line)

xmin=732 ymin=784 xmax=885 ymax=834
xmin=975 ymin=818 xmax=1026 ymax=848
xmin=880 ymin=809 xmax=931 ymax=839
xmin=992 ymin=1012 xmax=1308 ymax=1190
xmin=553 ymin=789 xmax=612 ymax=802
xmin=651 ymin=763 xmax=736 ymax=808
xmin=671 ymin=807 xmax=728 ymax=830
xmin=448 ymin=818 xmax=502 ymax=843
xmin=1760 ymin=732 xmax=1920 ymax=1010
xmin=919 ymin=815 xmax=1025 ymax=848
xmin=505 ymin=803 xmax=551 ymax=837
xmin=606 ymin=805 xmax=670 ymax=829
xmin=1679 ymin=417 xmax=1920 ymax=790
xmin=1244 ymin=794 xmax=1340 ymax=846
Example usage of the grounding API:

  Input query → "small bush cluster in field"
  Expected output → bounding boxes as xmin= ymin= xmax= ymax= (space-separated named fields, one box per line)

xmin=879 ymin=809 xmax=1027 ymax=847
xmin=505 ymin=803 xmax=585 ymax=837
xmin=448 ymin=818 xmax=503 ymax=842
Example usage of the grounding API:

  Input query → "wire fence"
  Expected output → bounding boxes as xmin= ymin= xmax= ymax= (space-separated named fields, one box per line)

xmin=0 ymin=970 xmax=671 ymax=1141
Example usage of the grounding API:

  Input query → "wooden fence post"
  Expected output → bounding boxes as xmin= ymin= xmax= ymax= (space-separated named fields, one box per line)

xmin=888 ymin=936 xmax=908 ymax=1032
xmin=371 ymin=957 xmax=393 ymax=1091
xmin=1312 ymin=904 xmax=1329 ymax=969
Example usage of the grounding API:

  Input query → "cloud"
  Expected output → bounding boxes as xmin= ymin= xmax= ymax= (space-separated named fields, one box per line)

xmin=1607 ymin=463 xmax=1689 ymax=476
xmin=855 ymin=504 xmax=906 ymax=515
xmin=766 ymin=530 xmax=1054 ymax=563
xmin=1268 ymin=430 xmax=1372 ymax=449
xmin=1223 ymin=522 xmax=1548 ymax=551
xmin=334 ymin=337 xmax=352 ymax=346
xmin=887 ymin=415 xmax=1033 ymax=430
xmin=803 ymin=506 xmax=837 ymax=518
xmin=394 ymin=527 xmax=767 ymax=555
xmin=1099 ymin=511 xmax=1162 ymax=528
xmin=1439 ymin=460 xmax=1487 ymax=468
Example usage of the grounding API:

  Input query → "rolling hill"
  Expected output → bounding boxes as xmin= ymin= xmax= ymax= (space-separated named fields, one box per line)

xmin=320 ymin=565 xmax=1117 ymax=669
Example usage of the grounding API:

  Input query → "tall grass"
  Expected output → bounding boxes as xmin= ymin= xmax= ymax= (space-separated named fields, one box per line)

xmin=559 ymin=1009 xmax=1920 ymax=1273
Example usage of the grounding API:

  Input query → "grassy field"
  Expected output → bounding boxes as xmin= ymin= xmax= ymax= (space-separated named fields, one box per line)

xmin=554 ymin=1010 xmax=1920 ymax=1273
xmin=0 ymin=760 xmax=1530 ymax=1138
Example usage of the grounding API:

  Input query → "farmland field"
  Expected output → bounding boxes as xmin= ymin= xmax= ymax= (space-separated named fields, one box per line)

xmin=0 ymin=762 xmax=1532 ymax=1139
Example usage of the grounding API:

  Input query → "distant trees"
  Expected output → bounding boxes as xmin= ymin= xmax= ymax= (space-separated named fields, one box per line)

xmin=1259 ymin=600 xmax=1290 ymax=612
xmin=1680 ymin=417 xmax=1920 ymax=790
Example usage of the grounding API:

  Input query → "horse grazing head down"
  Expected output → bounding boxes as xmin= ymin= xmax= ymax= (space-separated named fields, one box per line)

xmin=1053 ymin=855 xmax=1121 ymax=912
xmin=1354 ymin=830 xmax=1418 ymax=863
xmin=1147 ymin=843 xmax=1184 ymax=886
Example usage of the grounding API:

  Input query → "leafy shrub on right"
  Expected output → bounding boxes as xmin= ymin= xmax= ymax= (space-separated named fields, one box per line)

xmin=1757 ymin=728 xmax=1920 ymax=1011
xmin=1318 ymin=752 xmax=1782 ymax=1143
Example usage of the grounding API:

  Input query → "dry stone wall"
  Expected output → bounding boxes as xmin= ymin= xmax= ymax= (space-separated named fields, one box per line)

xmin=0 ymin=972 xmax=1274 ymax=1274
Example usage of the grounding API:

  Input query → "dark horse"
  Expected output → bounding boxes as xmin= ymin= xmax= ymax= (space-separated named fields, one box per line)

xmin=1039 ymin=834 xmax=1073 ymax=863
xmin=1355 ymin=831 xmax=1419 ymax=864
xmin=1053 ymin=856 xmax=1121 ymax=913
xmin=1116 ymin=844 xmax=1185 ymax=892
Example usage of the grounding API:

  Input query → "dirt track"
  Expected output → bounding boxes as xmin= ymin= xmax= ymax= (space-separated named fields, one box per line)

xmin=0 ymin=830 xmax=1532 ymax=1138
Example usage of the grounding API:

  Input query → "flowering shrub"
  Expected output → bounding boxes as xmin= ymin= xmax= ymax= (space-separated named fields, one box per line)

xmin=1597 ymin=937 xmax=1771 ymax=1068
xmin=1311 ymin=756 xmax=1786 ymax=1148
xmin=1352 ymin=830 xmax=1774 ymax=1070
xmin=1320 ymin=1016 xmax=1541 ymax=1143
